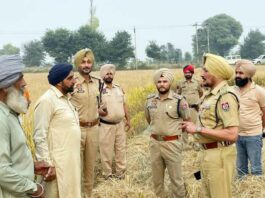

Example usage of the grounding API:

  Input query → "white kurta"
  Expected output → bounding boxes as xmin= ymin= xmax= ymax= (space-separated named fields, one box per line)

xmin=34 ymin=86 xmax=81 ymax=198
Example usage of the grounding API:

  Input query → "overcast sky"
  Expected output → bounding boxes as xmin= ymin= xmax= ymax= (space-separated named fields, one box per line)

xmin=1 ymin=0 xmax=264 ymax=60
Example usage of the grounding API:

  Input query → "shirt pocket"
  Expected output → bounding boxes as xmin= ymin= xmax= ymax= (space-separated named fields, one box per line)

xmin=165 ymin=101 xmax=179 ymax=119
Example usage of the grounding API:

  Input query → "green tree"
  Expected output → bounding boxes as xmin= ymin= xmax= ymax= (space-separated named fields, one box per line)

xmin=240 ymin=29 xmax=265 ymax=59
xmin=22 ymin=40 xmax=45 ymax=67
xmin=42 ymin=28 xmax=74 ymax=63
xmin=184 ymin=52 xmax=192 ymax=62
xmin=145 ymin=41 xmax=161 ymax=61
xmin=192 ymin=14 xmax=243 ymax=58
xmin=0 ymin=44 xmax=20 ymax=55
xmin=108 ymin=31 xmax=134 ymax=67
xmin=74 ymin=25 xmax=108 ymax=63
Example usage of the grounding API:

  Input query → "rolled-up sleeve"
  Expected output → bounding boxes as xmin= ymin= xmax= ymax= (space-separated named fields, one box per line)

xmin=34 ymin=98 xmax=54 ymax=165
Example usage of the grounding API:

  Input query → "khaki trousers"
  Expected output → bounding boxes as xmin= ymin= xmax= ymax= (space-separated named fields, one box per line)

xmin=99 ymin=121 xmax=126 ymax=177
xmin=80 ymin=125 xmax=99 ymax=198
xmin=149 ymin=138 xmax=185 ymax=198
xmin=200 ymin=145 xmax=236 ymax=198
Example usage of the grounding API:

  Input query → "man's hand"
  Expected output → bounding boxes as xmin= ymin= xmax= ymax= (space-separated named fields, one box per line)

xmin=34 ymin=161 xmax=50 ymax=176
xmin=180 ymin=121 xmax=197 ymax=135
xmin=29 ymin=183 xmax=45 ymax=198
xmin=98 ymin=107 xmax=108 ymax=117
xmin=43 ymin=167 xmax=56 ymax=181
xmin=125 ymin=119 xmax=131 ymax=131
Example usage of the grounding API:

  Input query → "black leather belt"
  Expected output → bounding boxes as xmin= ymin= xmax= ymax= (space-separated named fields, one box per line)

xmin=100 ymin=118 xmax=119 ymax=125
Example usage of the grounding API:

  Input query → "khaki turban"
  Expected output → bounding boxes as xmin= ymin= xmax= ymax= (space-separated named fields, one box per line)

xmin=73 ymin=48 xmax=95 ymax=67
xmin=235 ymin=59 xmax=256 ymax=78
xmin=153 ymin=68 xmax=174 ymax=84
xmin=0 ymin=54 xmax=24 ymax=89
xmin=100 ymin=64 xmax=116 ymax=79
xmin=203 ymin=53 xmax=234 ymax=80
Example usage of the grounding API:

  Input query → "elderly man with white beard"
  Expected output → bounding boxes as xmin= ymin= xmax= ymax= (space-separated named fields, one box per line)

xmin=0 ymin=54 xmax=44 ymax=198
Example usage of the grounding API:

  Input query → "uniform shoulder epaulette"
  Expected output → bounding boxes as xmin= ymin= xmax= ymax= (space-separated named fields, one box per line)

xmin=90 ymin=75 xmax=101 ymax=80
xmin=113 ymin=83 xmax=120 ymax=87
xmin=147 ymin=93 xmax=156 ymax=99
xmin=172 ymin=93 xmax=183 ymax=100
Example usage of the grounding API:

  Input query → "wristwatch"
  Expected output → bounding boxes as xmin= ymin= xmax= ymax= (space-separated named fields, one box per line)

xmin=195 ymin=126 xmax=202 ymax=133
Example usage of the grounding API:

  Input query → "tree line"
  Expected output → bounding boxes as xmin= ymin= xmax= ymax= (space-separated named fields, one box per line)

xmin=1 ymin=13 xmax=265 ymax=68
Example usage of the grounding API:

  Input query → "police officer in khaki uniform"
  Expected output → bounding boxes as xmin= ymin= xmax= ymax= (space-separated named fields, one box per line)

xmin=98 ymin=64 xmax=130 ymax=180
xmin=176 ymin=65 xmax=203 ymax=148
xmin=234 ymin=60 xmax=265 ymax=178
xmin=181 ymin=53 xmax=239 ymax=198
xmin=70 ymin=48 xmax=101 ymax=198
xmin=145 ymin=68 xmax=190 ymax=197
xmin=176 ymin=64 xmax=203 ymax=123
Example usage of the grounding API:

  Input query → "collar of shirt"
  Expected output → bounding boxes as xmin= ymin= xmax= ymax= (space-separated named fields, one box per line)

xmin=103 ymin=83 xmax=117 ymax=90
xmin=210 ymin=81 xmax=228 ymax=96
xmin=50 ymin=86 xmax=65 ymax=98
xmin=239 ymin=81 xmax=256 ymax=96
xmin=154 ymin=90 xmax=174 ymax=100
xmin=77 ymin=73 xmax=95 ymax=84
xmin=184 ymin=78 xmax=195 ymax=83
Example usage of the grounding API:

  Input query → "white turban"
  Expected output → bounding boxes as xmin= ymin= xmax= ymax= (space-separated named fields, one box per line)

xmin=100 ymin=64 xmax=116 ymax=79
xmin=0 ymin=54 xmax=24 ymax=89
xmin=153 ymin=68 xmax=174 ymax=84
xmin=235 ymin=59 xmax=256 ymax=78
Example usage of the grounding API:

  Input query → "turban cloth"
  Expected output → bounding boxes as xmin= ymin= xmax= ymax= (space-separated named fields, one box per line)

xmin=235 ymin=59 xmax=256 ymax=78
xmin=203 ymin=53 xmax=234 ymax=80
xmin=153 ymin=68 xmax=174 ymax=84
xmin=73 ymin=48 xmax=95 ymax=67
xmin=183 ymin=65 xmax=194 ymax=74
xmin=100 ymin=64 xmax=116 ymax=79
xmin=0 ymin=54 xmax=24 ymax=89
xmin=48 ymin=64 xmax=73 ymax=86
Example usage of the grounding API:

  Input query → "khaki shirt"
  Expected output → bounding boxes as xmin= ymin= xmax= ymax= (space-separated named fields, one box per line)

xmin=70 ymin=74 xmax=101 ymax=122
xmin=100 ymin=84 xmax=125 ymax=123
xmin=145 ymin=90 xmax=190 ymax=136
xmin=0 ymin=102 xmax=36 ymax=197
xmin=196 ymin=81 xmax=239 ymax=143
xmin=176 ymin=78 xmax=202 ymax=105
xmin=234 ymin=82 xmax=265 ymax=136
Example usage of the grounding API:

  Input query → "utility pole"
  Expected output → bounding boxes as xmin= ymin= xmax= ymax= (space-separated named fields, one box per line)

xmin=193 ymin=23 xmax=199 ymax=56
xmin=206 ymin=23 xmax=210 ymax=52
xmin=134 ymin=26 xmax=137 ymax=70
xmin=89 ymin=0 xmax=94 ymax=26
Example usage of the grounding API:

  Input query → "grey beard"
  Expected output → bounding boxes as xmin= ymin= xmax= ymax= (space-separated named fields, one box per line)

xmin=6 ymin=86 xmax=29 ymax=114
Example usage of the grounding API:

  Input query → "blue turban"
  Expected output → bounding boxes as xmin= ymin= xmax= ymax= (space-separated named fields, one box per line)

xmin=0 ymin=54 xmax=24 ymax=89
xmin=48 ymin=64 xmax=73 ymax=86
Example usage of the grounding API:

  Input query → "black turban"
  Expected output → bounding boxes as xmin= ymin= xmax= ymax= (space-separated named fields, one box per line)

xmin=48 ymin=64 xmax=73 ymax=86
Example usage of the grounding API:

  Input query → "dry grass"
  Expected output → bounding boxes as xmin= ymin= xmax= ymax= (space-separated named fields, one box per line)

xmin=21 ymin=67 xmax=265 ymax=197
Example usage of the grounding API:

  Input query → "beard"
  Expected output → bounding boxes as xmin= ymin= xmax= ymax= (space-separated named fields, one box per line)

xmin=235 ymin=77 xmax=249 ymax=87
xmin=104 ymin=77 xmax=113 ymax=84
xmin=158 ymin=87 xmax=170 ymax=94
xmin=6 ymin=86 xmax=29 ymax=114
xmin=185 ymin=75 xmax=192 ymax=80
xmin=61 ymin=83 xmax=74 ymax=94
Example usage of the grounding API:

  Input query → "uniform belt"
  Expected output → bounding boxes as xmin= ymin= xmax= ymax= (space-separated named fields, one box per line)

xmin=151 ymin=134 xmax=179 ymax=141
xmin=100 ymin=118 xmax=119 ymax=125
xmin=79 ymin=119 xmax=99 ymax=127
xmin=201 ymin=141 xmax=234 ymax=150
